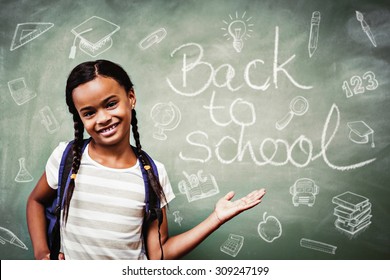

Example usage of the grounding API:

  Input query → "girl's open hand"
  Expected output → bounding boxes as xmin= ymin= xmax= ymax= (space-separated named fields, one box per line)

xmin=214 ymin=188 xmax=266 ymax=224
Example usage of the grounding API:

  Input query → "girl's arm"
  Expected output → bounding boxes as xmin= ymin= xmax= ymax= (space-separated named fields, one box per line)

xmin=146 ymin=188 xmax=266 ymax=260
xmin=26 ymin=172 xmax=57 ymax=260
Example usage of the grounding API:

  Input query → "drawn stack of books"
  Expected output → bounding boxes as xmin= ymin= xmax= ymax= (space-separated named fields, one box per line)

xmin=332 ymin=191 xmax=372 ymax=236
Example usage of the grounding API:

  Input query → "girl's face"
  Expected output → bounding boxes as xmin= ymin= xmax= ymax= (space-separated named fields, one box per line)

xmin=72 ymin=76 xmax=136 ymax=147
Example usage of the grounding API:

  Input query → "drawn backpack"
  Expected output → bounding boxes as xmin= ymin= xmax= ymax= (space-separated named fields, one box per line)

xmin=45 ymin=138 xmax=162 ymax=260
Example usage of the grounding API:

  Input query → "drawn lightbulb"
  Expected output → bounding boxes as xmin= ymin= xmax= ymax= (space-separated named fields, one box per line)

xmin=222 ymin=11 xmax=253 ymax=53
xmin=228 ymin=20 xmax=246 ymax=53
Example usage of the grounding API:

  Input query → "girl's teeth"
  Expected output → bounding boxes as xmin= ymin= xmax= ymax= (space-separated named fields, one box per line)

xmin=101 ymin=124 xmax=117 ymax=133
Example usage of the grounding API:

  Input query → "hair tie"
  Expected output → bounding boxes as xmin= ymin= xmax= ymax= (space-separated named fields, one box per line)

xmin=144 ymin=165 xmax=151 ymax=171
xmin=71 ymin=174 xmax=77 ymax=180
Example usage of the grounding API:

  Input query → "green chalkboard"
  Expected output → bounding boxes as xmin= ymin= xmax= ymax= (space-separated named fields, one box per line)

xmin=0 ymin=0 xmax=389 ymax=260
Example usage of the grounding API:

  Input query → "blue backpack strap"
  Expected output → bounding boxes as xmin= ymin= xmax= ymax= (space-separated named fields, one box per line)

xmin=134 ymin=147 xmax=163 ymax=259
xmin=49 ymin=138 xmax=90 ymax=260
xmin=139 ymin=150 xmax=160 ymax=212
xmin=58 ymin=138 xmax=90 ymax=210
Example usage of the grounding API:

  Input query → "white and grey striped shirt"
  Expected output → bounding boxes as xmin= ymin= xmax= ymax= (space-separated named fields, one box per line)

xmin=45 ymin=142 xmax=175 ymax=260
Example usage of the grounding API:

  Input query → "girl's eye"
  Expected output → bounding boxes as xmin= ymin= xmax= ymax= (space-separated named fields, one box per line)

xmin=107 ymin=101 xmax=117 ymax=108
xmin=83 ymin=111 xmax=94 ymax=118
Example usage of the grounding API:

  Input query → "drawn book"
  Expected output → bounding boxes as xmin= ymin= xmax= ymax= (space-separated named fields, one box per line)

xmin=332 ymin=191 xmax=369 ymax=211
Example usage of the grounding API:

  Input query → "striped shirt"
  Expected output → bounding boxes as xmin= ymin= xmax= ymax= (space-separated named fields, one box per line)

xmin=45 ymin=142 xmax=175 ymax=260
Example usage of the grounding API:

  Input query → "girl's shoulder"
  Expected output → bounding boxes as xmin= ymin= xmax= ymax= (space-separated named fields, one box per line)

xmin=49 ymin=141 xmax=73 ymax=161
xmin=49 ymin=141 xmax=69 ymax=158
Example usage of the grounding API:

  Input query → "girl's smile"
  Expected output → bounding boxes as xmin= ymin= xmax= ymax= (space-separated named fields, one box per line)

xmin=98 ymin=122 xmax=119 ymax=137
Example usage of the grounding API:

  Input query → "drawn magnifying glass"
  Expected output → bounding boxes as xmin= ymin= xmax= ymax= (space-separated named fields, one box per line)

xmin=276 ymin=96 xmax=309 ymax=131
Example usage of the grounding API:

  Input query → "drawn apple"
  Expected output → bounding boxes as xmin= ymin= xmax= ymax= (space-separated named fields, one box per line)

xmin=257 ymin=212 xmax=282 ymax=243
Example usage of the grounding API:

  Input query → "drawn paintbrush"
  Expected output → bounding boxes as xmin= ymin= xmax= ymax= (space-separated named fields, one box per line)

xmin=356 ymin=11 xmax=377 ymax=47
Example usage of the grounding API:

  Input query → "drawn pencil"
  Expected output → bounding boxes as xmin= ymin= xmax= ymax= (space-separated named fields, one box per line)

xmin=308 ymin=11 xmax=321 ymax=57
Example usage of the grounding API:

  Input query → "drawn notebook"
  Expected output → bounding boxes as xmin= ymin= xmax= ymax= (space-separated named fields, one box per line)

xmin=332 ymin=191 xmax=369 ymax=211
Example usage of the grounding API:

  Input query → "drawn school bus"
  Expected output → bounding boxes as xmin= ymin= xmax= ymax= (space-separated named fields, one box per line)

xmin=289 ymin=178 xmax=319 ymax=207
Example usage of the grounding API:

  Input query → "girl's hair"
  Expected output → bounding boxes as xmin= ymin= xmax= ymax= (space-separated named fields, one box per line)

xmin=64 ymin=59 xmax=165 ymax=223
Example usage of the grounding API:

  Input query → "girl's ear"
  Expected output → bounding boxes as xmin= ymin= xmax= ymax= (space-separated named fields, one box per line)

xmin=129 ymin=88 xmax=136 ymax=110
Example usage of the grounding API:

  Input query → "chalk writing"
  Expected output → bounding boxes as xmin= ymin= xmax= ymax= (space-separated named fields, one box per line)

xmin=166 ymin=26 xmax=313 ymax=97
xmin=342 ymin=71 xmax=379 ymax=98
xmin=181 ymin=99 xmax=376 ymax=170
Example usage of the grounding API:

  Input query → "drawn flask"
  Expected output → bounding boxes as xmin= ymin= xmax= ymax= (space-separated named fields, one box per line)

xmin=15 ymin=157 xmax=34 ymax=183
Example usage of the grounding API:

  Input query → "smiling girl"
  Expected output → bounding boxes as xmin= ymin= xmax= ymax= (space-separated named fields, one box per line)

xmin=26 ymin=60 xmax=266 ymax=260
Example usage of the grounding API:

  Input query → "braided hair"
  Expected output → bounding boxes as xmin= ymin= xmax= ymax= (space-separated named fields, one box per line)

xmin=64 ymin=59 xmax=166 ymax=223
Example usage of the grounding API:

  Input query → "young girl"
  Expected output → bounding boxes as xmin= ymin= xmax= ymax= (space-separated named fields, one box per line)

xmin=26 ymin=59 xmax=266 ymax=260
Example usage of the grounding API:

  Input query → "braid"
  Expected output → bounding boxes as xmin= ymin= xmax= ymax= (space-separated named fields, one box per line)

xmin=131 ymin=109 xmax=166 ymax=205
xmin=131 ymin=109 xmax=142 ymax=153
xmin=62 ymin=115 xmax=84 ymax=224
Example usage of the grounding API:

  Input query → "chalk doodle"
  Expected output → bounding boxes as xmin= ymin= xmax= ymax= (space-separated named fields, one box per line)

xmin=221 ymin=11 xmax=253 ymax=53
xmin=275 ymin=96 xmax=309 ymax=131
xmin=347 ymin=121 xmax=375 ymax=148
xmin=39 ymin=106 xmax=60 ymax=134
xmin=69 ymin=16 xmax=120 ymax=59
xmin=172 ymin=211 xmax=183 ymax=227
xmin=257 ymin=212 xmax=282 ymax=243
xmin=220 ymin=234 xmax=244 ymax=257
xmin=14 ymin=158 xmax=34 ymax=183
xmin=356 ymin=11 xmax=377 ymax=47
xmin=150 ymin=102 xmax=181 ymax=140
xmin=138 ymin=28 xmax=167 ymax=50
xmin=10 ymin=22 xmax=54 ymax=51
xmin=332 ymin=191 xmax=372 ymax=237
xmin=0 ymin=227 xmax=28 ymax=250
xmin=342 ymin=71 xmax=379 ymax=98
xmin=178 ymin=170 xmax=219 ymax=203
xmin=7 ymin=77 xmax=37 ymax=105
xmin=308 ymin=11 xmax=321 ymax=58
xmin=300 ymin=238 xmax=337 ymax=254
xmin=289 ymin=178 xmax=319 ymax=207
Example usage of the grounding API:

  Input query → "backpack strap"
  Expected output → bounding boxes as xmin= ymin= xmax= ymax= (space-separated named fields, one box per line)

xmin=132 ymin=147 xmax=163 ymax=259
xmin=142 ymin=151 xmax=161 ymax=212
xmin=49 ymin=138 xmax=90 ymax=259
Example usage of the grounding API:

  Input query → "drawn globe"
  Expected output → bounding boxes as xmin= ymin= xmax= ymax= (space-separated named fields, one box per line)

xmin=150 ymin=103 xmax=176 ymax=127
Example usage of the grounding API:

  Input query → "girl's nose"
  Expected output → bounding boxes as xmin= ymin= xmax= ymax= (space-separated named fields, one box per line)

xmin=96 ymin=110 xmax=112 ymax=124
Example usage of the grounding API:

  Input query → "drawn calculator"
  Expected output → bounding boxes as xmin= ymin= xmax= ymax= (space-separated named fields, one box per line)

xmin=220 ymin=234 xmax=244 ymax=257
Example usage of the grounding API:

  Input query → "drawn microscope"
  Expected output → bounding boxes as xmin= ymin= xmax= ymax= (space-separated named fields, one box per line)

xmin=289 ymin=178 xmax=319 ymax=207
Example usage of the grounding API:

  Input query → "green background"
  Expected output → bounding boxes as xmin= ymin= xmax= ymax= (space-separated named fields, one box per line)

xmin=0 ymin=0 xmax=389 ymax=259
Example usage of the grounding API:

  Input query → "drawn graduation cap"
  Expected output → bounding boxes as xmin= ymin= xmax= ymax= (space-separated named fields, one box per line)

xmin=347 ymin=121 xmax=375 ymax=148
xmin=69 ymin=16 xmax=120 ymax=59
xmin=10 ymin=22 xmax=54 ymax=51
